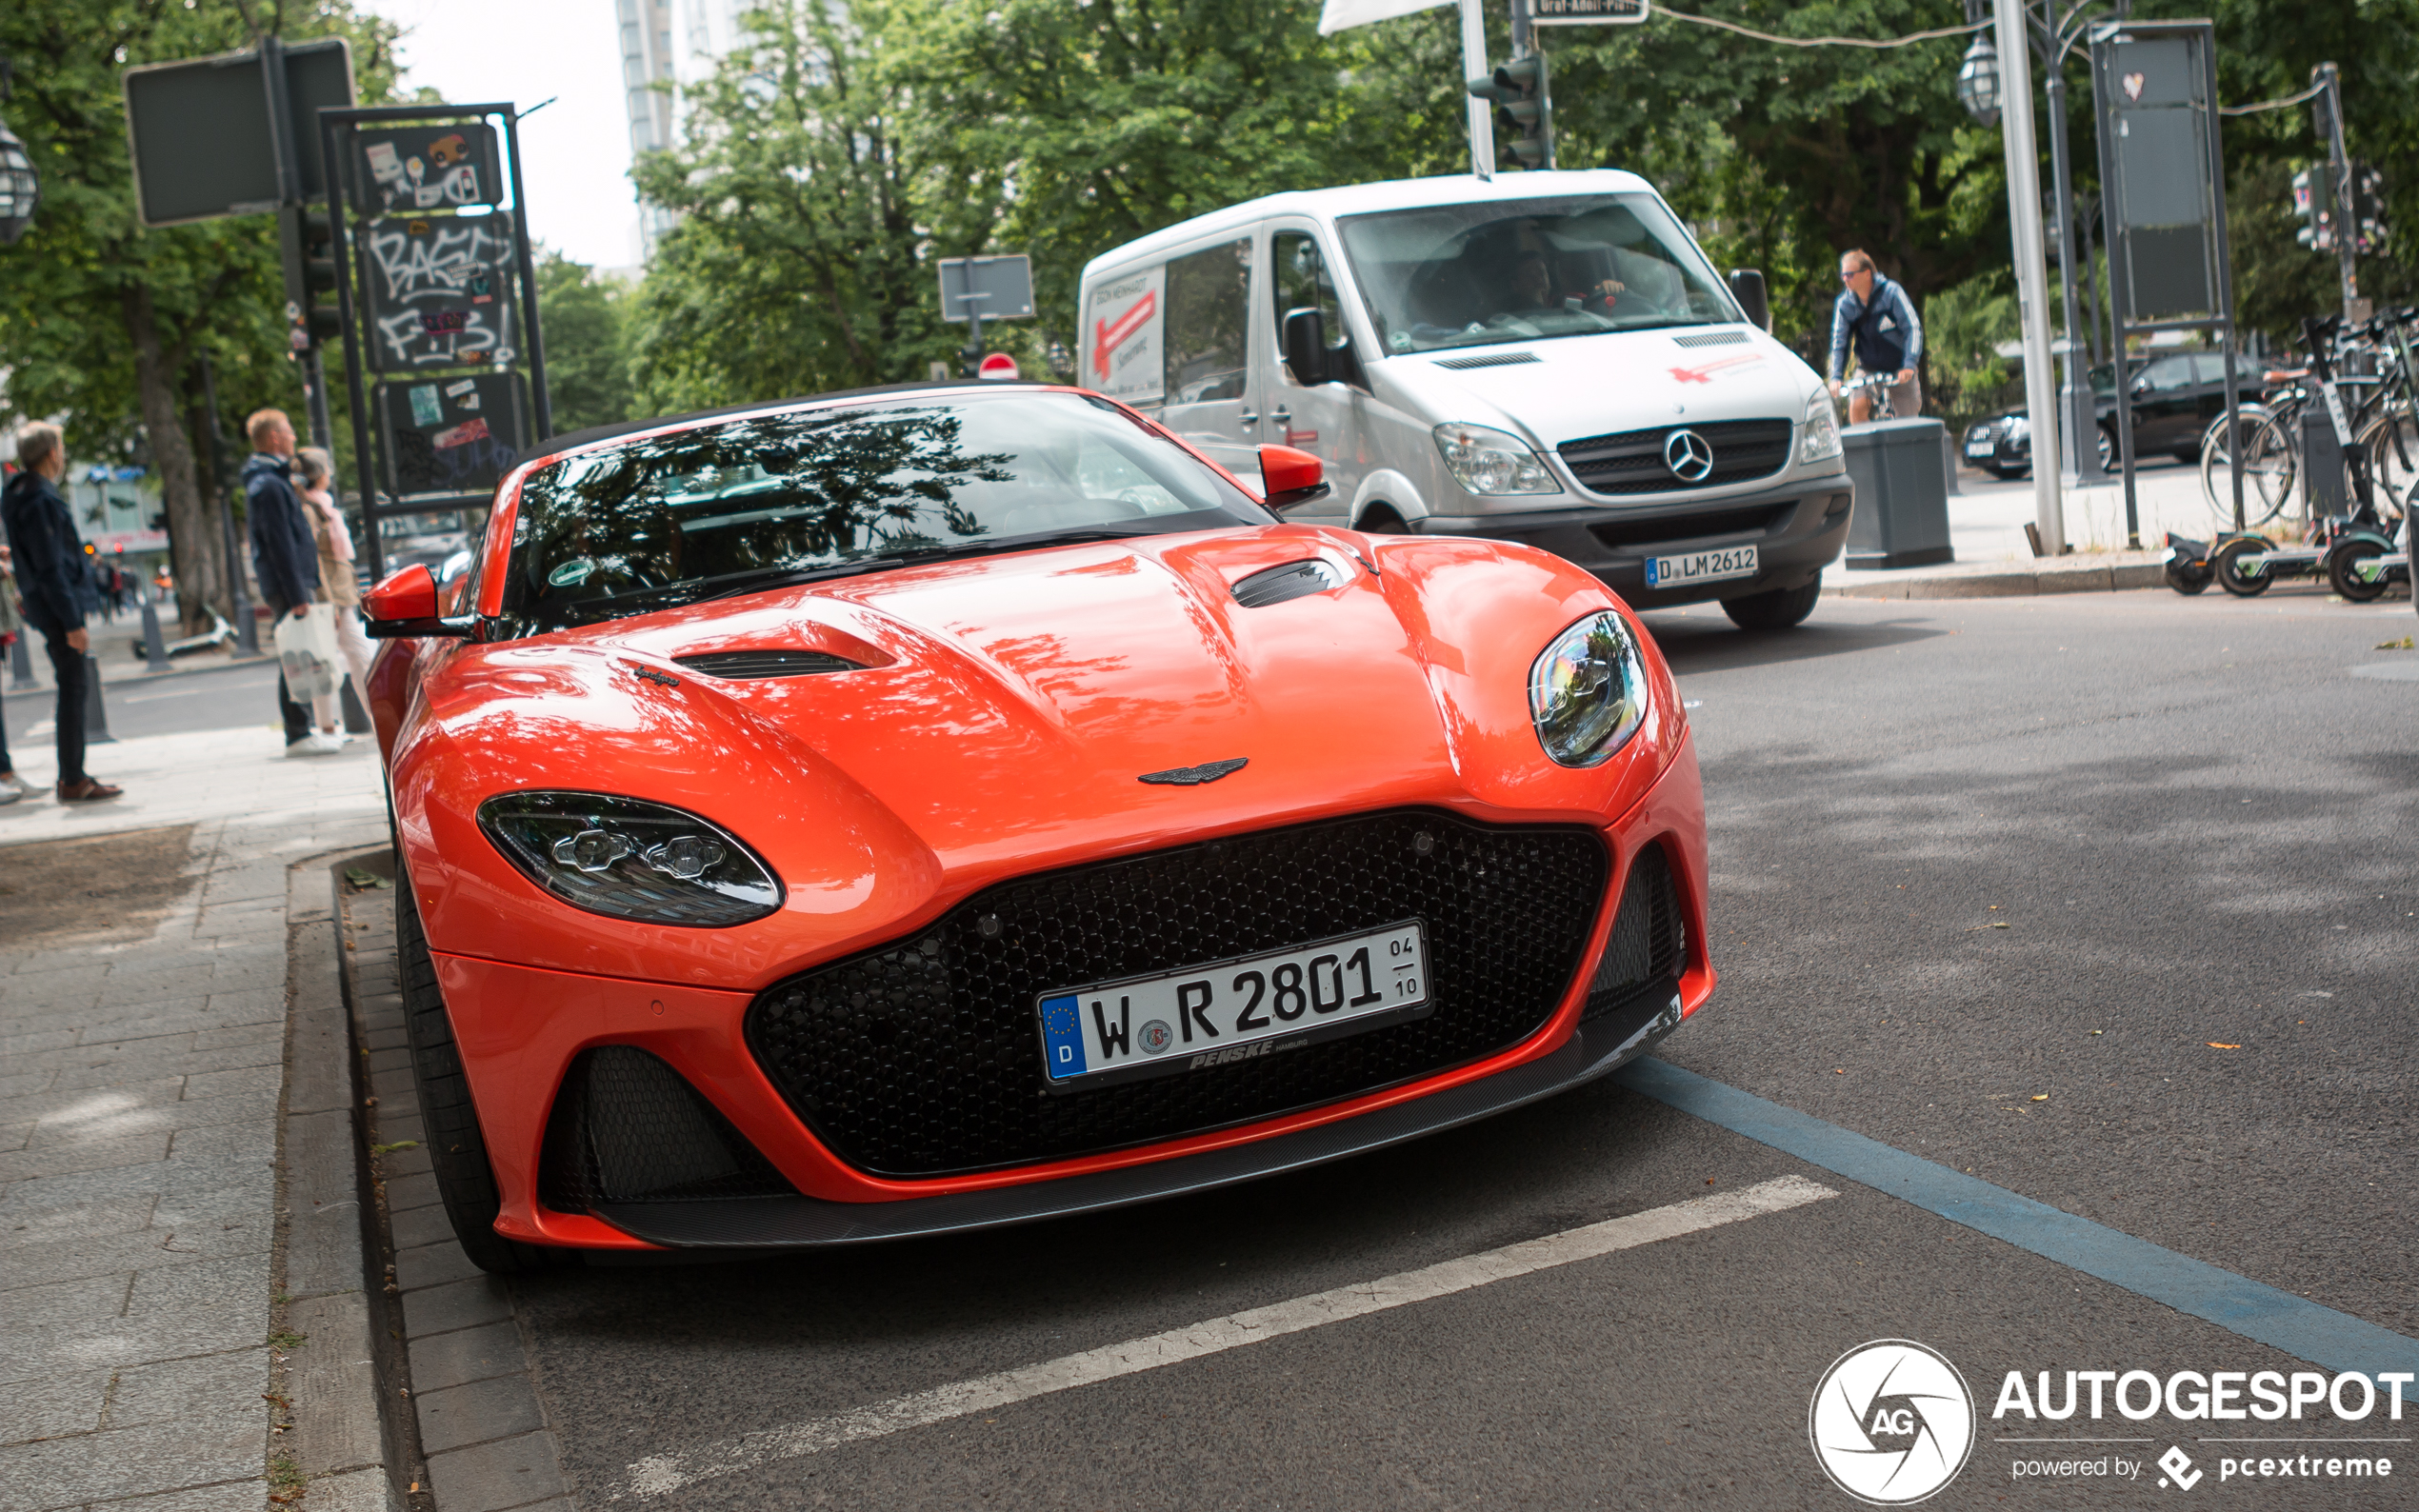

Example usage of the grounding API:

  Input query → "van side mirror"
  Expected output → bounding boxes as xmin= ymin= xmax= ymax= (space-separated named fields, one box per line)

xmin=1727 ymin=269 xmax=1770 ymax=332
xmin=363 ymin=563 xmax=476 ymax=640
xmin=1258 ymin=445 xmax=1331 ymax=510
xmin=1282 ymin=308 xmax=1330 ymax=386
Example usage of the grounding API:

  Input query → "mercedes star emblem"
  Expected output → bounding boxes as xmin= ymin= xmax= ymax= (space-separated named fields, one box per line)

xmin=1663 ymin=428 xmax=1715 ymax=483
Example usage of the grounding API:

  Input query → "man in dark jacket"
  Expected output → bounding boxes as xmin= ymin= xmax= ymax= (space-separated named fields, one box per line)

xmin=1827 ymin=249 xmax=1925 ymax=423
xmin=243 ymin=408 xmax=332 ymax=754
xmin=2 ymin=422 xmax=123 ymax=801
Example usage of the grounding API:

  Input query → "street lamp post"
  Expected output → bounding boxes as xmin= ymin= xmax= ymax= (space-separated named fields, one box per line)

xmin=0 ymin=56 xmax=41 ymax=247
xmin=1980 ymin=0 xmax=2064 ymax=553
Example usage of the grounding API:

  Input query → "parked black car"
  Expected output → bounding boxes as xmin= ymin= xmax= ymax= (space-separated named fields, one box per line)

xmin=1961 ymin=351 xmax=2250 ymax=478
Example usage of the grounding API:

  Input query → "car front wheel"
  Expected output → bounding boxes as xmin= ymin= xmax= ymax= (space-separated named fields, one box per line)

xmin=1723 ymin=579 xmax=1822 ymax=631
xmin=396 ymin=861 xmax=573 ymax=1275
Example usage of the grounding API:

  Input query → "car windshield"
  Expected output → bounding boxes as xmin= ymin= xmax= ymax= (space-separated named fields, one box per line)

xmin=500 ymin=389 xmax=1267 ymax=634
xmin=1337 ymin=193 xmax=1742 ymax=355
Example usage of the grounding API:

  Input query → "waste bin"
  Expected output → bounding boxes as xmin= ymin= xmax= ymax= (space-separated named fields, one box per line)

xmin=1842 ymin=418 xmax=1953 ymax=569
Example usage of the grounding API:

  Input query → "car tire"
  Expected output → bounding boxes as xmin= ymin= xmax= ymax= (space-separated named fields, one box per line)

xmin=395 ymin=860 xmax=572 ymax=1275
xmin=1984 ymin=465 xmax=2030 ymax=480
xmin=2211 ymin=535 xmax=2273 ymax=597
xmin=1722 ymin=579 xmax=1821 ymax=631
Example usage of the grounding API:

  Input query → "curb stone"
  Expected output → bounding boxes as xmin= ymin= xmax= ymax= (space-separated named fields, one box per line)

xmin=332 ymin=849 xmax=573 ymax=1512
xmin=1831 ymin=555 xmax=2167 ymax=601
xmin=274 ymin=850 xmax=409 ymax=1512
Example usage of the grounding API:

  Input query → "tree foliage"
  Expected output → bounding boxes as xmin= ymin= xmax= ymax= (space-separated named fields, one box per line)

xmin=0 ymin=0 xmax=409 ymax=628
xmin=533 ymin=251 xmax=634 ymax=436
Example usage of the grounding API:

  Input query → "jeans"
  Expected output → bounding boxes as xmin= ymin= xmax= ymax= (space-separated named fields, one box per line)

xmin=37 ymin=624 xmax=89 ymax=786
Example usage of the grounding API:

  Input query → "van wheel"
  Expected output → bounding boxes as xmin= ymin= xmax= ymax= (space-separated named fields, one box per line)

xmin=1356 ymin=507 xmax=1410 ymax=534
xmin=395 ymin=862 xmax=573 ymax=1275
xmin=1723 ymin=580 xmax=1821 ymax=631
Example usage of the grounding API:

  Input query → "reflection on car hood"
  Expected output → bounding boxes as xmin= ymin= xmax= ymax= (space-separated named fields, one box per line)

xmin=1372 ymin=325 xmax=1819 ymax=448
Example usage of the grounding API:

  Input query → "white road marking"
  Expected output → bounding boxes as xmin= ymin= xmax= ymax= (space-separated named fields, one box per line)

xmin=614 ymin=1173 xmax=1837 ymax=1499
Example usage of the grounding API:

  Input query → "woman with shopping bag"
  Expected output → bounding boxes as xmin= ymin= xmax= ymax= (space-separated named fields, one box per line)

xmin=297 ymin=448 xmax=375 ymax=746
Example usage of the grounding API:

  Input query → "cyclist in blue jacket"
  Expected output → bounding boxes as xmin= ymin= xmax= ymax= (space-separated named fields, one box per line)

xmin=1828 ymin=249 xmax=1924 ymax=422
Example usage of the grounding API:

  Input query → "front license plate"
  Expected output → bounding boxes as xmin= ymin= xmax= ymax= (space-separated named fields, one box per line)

xmin=1036 ymin=921 xmax=1430 ymax=1091
xmin=1965 ymin=441 xmax=1995 ymax=458
xmin=1646 ymin=543 xmax=1758 ymax=589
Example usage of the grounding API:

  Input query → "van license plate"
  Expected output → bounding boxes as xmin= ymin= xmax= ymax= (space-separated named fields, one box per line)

xmin=1646 ymin=544 xmax=1758 ymax=589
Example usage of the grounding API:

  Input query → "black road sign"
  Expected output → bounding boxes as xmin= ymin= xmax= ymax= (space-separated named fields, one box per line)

xmin=375 ymin=372 xmax=531 ymax=503
xmin=123 ymin=40 xmax=354 ymax=226
xmin=357 ymin=213 xmax=521 ymax=372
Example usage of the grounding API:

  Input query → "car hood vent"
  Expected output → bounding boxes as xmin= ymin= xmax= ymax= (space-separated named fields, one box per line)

xmin=674 ymin=649 xmax=865 ymax=680
xmin=1230 ymin=559 xmax=1343 ymax=608
xmin=1432 ymin=350 xmax=1541 ymax=370
xmin=1672 ymin=330 xmax=1749 ymax=348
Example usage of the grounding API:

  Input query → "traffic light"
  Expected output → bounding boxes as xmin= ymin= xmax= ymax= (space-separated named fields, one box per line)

xmin=2353 ymin=164 xmax=2389 ymax=253
xmin=2292 ymin=167 xmax=2333 ymax=251
xmin=277 ymin=207 xmax=343 ymax=352
xmin=1468 ymin=53 xmax=1551 ymax=171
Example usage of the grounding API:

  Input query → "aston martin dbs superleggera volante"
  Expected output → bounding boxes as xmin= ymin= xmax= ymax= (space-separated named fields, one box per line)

xmin=361 ymin=383 xmax=1712 ymax=1271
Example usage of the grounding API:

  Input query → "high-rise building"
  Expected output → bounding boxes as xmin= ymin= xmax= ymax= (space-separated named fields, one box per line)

xmin=618 ymin=0 xmax=679 ymax=257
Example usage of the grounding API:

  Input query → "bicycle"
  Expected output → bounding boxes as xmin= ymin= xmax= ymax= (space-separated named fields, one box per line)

xmin=1837 ymin=369 xmax=1904 ymax=422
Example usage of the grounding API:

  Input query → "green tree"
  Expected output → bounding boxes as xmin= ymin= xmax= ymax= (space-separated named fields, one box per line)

xmin=534 ymin=251 xmax=635 ymax=435
xmin=0 ymin=0 xmax=407 ymax=629
xmin=628 ymin=0 xmax=953 ymax=412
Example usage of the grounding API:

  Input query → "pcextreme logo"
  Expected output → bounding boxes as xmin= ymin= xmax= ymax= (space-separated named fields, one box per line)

xmin=1809 ymin=1340 xmax=1978 ymax=1504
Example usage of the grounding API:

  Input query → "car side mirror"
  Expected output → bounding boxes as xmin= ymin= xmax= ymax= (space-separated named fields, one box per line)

xmin=1282 ymin=308 xmax=1330 ymax=387
xmin=362 ymin=563 xmax=477 ymax=640
xmin=1258 ymin=445 xmax=1331 ymax=510
xmin=1727 ymin=269 xmax=1770 ymax=331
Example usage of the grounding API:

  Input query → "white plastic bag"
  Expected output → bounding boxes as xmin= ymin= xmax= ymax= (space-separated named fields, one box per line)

xmin=274 ymin=603 xmax=341 ymax=704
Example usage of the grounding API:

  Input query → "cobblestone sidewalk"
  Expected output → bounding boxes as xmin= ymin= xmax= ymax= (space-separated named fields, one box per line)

xmin=1 ymin=765 xmax=386 ymax=1510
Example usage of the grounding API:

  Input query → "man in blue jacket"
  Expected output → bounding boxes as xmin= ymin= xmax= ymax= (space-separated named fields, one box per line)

xmin=244 ymin=408 xmax=334 ymax=755
xmin=2 ymin=423 xmax=122 ymax=801
xmin=1828 ymin=249 xmax=1925 ymax=423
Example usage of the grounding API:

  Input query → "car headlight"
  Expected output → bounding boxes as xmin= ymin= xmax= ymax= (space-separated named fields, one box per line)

xmin=1433 ymin=422 xmax=1558 ymax=495
xmin=476 ymin=792 xmax=783 ymax=926
xmin=1529 ymin=611 xmax=1649 ymax=768
xmin=1799 ymin=393 xmax=1843 ymax=466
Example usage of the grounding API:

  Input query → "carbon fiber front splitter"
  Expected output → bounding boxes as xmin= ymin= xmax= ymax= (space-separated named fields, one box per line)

xmin=589 ymin=984 xmax=1685 ymax=1252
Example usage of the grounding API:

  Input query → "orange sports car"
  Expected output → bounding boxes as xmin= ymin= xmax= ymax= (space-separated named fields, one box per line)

xmin=362 ymin=382 xmax=1712 ymax=1271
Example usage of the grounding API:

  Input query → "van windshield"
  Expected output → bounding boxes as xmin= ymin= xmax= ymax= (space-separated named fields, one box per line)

xmin=1336 ymin=193 xmax=1742 ymax=355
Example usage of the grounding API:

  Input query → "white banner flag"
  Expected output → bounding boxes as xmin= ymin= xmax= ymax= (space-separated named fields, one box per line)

xmin=1317 ymin=0 xmax=1452 ymax=34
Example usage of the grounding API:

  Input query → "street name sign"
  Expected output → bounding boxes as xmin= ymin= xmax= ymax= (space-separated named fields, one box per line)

xmin=1532 ymin=0 xmax=1650 ymax=26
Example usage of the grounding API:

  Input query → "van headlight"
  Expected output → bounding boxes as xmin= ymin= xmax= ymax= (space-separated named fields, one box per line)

xmin=1799 ymin=393 xmax=1843 ymax=466
xmin=1529 ymin=611 xmax=1649 ymax=767
xmin=477 ymin=792 xmax=783 ymax=926
xmin=1433 ymin=422 xmax=1559 ymax=495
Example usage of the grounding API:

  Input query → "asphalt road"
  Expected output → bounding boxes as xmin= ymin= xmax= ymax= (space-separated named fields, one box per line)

xmin=489 ymin=587 xmax=2418 ymax=1509
xmin=1 ymin=655 xmax=286 ymax=746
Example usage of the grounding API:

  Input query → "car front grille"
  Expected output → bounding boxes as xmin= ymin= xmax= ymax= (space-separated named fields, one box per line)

xmin=1587 ymin=502 xmax=1799 ymax=550
xmin=1558 ymin=418 xmax=1794 ymax=495
xmin=1584 ymin=843 xmax=1687 ymax=1021
xmin=745 ymin=809 xmax=1610 ymax=1177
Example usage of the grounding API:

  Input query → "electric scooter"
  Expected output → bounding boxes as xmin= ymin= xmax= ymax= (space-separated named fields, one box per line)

xmin=2211 ymin=315 xmax=2402 ymax=598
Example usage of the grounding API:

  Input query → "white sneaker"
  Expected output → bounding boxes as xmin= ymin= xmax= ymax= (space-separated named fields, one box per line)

xmin=289 ymin=732 xmax=344 ymax=757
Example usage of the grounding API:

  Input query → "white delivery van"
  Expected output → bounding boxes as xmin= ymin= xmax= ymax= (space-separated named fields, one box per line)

xmin=1076 ymin=169 xmax=1853 ymax=628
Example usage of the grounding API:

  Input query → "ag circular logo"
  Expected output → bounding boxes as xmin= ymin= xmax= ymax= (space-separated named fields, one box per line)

xmin=1138 ymin=1019 xmax=1175 ymax=1055
xmin=1664 ymin=427 xmax=1715 ymax=482
xmin=1809 ymin=1340 xmax=1975 ymax=1504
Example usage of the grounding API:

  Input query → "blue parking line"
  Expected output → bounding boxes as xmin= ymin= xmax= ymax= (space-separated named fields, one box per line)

xmin=1614 ymin=1057 xmax=2419 ymax=1383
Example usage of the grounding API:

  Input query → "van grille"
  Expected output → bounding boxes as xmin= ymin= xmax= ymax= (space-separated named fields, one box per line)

xmin=1558 ymin=419 xmax=1793 ymax=495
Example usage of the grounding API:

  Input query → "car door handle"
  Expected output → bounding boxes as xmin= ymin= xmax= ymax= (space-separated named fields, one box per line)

xmin=1270 ymin=408 xmax=1292 ymax=425
xmin=1238 ymin=410 xmax=1258 ymax=425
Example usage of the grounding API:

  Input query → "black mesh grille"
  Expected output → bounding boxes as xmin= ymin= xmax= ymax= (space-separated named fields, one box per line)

xmin=746 ymin=809 xmax=1609 ymax=1177
xmin=674 ymin=649 xmax=864 ymax=679
xmin=540 ymin=1046 xmax=796 ymax=1212
xmin=1230 ymin=559 xmax=1341 ymax=608
xmin=1587 ymin=502 xmax=1798 ymax=550
xmin=1557 ymin=418 xmax=1794 ymax=495
xmin=1583 ymin=843 xmax=1688 ymax=1021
